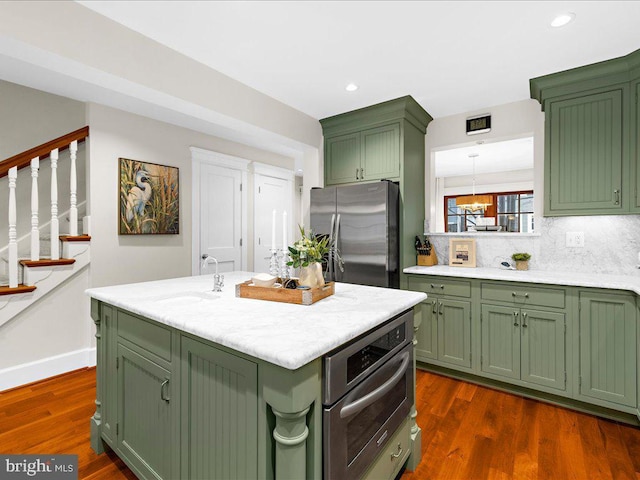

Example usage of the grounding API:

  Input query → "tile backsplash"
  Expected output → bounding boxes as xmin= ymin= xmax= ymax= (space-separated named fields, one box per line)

xmin=426 ymin=215 xmax=640 ymax=276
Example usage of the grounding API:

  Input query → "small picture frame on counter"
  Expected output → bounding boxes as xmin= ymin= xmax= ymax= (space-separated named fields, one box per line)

xmin=449 ymin=238 xmax=476 ymax=268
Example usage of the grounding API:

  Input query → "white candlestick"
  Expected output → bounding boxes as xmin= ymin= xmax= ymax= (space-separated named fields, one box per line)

xmin=282 ymin=211 xmax=287 ymax=251
xmin=271 ymin=210 xmax=276 ymax=251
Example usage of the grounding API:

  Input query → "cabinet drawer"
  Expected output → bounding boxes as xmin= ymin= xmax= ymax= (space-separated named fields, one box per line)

xmin=117 ymin=310 xmax=172 ymax=362
xmin=481 ymin=282 xmax=565 ymax=309
xmin=407 ymin=276 xmax=471 ymax=298
xmin=362 ymin=417 xmax=410 ymax=480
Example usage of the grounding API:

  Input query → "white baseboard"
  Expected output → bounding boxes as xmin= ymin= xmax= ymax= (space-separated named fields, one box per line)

xmin=0 ymin=347 xmax=96 ymax=392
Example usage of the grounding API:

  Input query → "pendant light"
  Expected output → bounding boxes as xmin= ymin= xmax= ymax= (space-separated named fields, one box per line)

xmin=456 ymin=153 xmax=493 ymax=212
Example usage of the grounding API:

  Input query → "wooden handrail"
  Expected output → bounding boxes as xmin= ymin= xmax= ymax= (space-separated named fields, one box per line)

xmin=0 ymin=126 xmax=89 ymax=179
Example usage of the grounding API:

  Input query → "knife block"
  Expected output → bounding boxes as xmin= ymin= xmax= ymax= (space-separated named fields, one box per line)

xmin=417 ymin=250 xmax=438 ymax=266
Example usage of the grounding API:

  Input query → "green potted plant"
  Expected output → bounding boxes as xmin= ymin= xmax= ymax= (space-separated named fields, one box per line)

xmin=511 ymin=252 xmax=531 ymax=271
xmin=287 ymin=226 xmax=331 ymax=288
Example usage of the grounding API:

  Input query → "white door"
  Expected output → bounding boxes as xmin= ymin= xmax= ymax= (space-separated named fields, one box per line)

xmin=200 ymin=164 xmax=243 ymax=273
xmin=254 ymin=174 xmax=292 ymax=273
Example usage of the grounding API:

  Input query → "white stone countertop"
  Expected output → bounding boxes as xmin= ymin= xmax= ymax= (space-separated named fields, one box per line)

xmin=86 ymin=272 xmax=426 ymax=371
xmin=403 ymin=265 xmax=640 ymax=295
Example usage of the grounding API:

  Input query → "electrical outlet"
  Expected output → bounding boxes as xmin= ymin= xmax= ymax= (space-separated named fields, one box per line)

xmin=566 ymin=231 xmax=585 ymax=248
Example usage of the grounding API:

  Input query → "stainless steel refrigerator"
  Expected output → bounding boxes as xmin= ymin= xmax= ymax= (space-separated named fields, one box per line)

xmin=310 ymin=181 xmax=399 ymax=288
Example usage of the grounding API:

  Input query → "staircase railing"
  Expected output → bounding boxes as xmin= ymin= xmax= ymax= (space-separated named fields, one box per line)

xmin=1 ymin=127 xmax=89 ymax=288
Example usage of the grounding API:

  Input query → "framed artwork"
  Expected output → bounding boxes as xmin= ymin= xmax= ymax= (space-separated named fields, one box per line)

xmin=119 ymin=158 xmax=179 ymax=234
xmin=449 ymin=238 xmax=476 ymax=268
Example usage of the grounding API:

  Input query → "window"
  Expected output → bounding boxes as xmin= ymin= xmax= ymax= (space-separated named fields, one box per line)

xmin=445 ymin=191 xmax=534 ymax=233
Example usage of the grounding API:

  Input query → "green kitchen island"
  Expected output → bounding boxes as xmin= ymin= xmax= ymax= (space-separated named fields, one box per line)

xmin=86 ymin=271 xmax=426 ymax=480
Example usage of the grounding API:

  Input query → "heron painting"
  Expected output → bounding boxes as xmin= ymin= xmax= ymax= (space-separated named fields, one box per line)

xmin=119 ymin=158 xmax=179 ymax=234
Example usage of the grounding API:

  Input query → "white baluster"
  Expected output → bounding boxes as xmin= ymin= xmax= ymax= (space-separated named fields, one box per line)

xmin=30 ymin=157 xmax=40 ymax=261
xmin=8 ymin=166 xmax=18 ymax=288
xmin=50 ymin=148 xmax=60 ymax=260
xmin=69 ymin=140 xmax=78 ymax=236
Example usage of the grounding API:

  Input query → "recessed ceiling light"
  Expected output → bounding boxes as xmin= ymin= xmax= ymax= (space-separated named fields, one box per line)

xmin=551 ymin=12 xmax=575 ymax=27
xmin=345 ymin=83 xmax=358 ymax=92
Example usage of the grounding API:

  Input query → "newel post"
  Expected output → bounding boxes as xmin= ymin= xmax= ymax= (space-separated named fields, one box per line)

xmin=30 ymin=157 xmax=40 ymax=261
xmin=69 ymin=140 xmax=78 ymax=236
xmin=50 ymin=148 xmax=60 ymax=260
xmin=8 ymin=166 xmax=18 ymax=288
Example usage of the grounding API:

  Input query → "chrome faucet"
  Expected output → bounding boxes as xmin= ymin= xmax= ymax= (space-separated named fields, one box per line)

xmin=201 ymin=254 xmax=224 ymax=292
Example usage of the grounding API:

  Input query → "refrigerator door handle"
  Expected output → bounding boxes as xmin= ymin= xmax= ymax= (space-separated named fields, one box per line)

xmin=334 ymin=214 xmax=341 ymax=281
xmin=328 ymin=213 xmax=335 ymax=280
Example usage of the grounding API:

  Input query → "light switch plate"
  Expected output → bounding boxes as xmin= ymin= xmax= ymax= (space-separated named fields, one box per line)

xmin=566 ymin=232 xmax=585 ymax=248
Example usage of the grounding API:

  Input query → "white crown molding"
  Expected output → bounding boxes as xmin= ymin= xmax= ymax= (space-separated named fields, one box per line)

xmin=189 ymin=146 xmax=251 ymax=171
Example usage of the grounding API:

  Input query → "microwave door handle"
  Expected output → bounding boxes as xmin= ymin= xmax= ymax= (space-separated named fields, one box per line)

xmin=339 ymin=351 xmax=410 ymax=419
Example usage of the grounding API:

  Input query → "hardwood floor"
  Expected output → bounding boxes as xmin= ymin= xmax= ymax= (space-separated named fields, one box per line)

xmin=0 ymin=368 xmax=134 ymax=479
xmin=401 ymin=370 xmax=640 ymax=480
xmin=1 ymin=367 xmax=640 ymax=479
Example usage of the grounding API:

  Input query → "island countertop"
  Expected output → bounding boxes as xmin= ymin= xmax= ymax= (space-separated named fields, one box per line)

xmin=86 ymin=271 xmax=427 ymax=370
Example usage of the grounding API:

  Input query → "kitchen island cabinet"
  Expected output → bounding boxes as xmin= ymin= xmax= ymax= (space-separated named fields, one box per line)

xmin=404 ymin=266 xmax=640 ymax=424
xmin=87 ymin=272 xmax=426 ymax=480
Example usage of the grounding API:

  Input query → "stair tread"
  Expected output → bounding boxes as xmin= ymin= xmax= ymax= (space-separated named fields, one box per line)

xmin=59 ymin=235 xmax=91 ymax=242
xmin=0 ymin=284 xmax=37 ymax=296
xmin=19 ymin=258 xmax=76 ymax=267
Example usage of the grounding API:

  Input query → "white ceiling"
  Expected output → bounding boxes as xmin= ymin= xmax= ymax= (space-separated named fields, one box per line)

xmin=435 ymin=137 xmax=533 ymax=178
xmin=77 ymin=0 xmax=640 ymax=120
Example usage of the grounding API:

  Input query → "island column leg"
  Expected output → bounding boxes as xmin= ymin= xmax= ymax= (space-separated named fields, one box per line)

xmin=272 ymin=406 xmax=311 ymax=479
xmin=89 ymin=299 xmax=105 ymax=454
xmin=406 ymin=308 xmax=422 ymax=470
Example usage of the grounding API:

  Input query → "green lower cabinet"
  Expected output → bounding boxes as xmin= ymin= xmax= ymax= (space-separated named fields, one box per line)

xmin=481 ymin=305 xmax=521 ymax=380
xmin=481 ymin=305 xmax=566 ymax=390
xmin=520 ymin=309 xmax=566 ymax=390
xmin=181 ymin=336 xmax=258 ymax=480
xmin=578 ymin=291 xmax=637 ymax=408
xmin=117 ymin=343 xmax=176 ymax=480
xmin=437 ymin=298 xmax=471 ymax=369
xmin=415 ymin=300 xmax=437 ymax=361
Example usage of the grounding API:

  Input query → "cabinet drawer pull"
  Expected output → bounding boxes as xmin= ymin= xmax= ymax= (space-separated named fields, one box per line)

xmin=391 ymin=443 xmax=403 ymax=460
xmin=614 ymin=189 xmax=620 ymax=205
xmin=430 ymin=283 xmax=445 ymax=290
xmin=511 ymin=292 xmax=529 ymax=298
xmin=513 ymin=311 xmax=519 ymax=326
xmin=160 ymin=379 xmax=170 ymax=403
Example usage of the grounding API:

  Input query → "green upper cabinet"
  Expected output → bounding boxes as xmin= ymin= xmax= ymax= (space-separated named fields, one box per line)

xmin=547 ymin=87 xmax=626 ymax=213
xmin=531 ymin=48 xmax=640 ymax=216
xmin=634 ymin=79 xmax=640 ymax=209
xmin=321 ymin=96 xmax=433 ymax=281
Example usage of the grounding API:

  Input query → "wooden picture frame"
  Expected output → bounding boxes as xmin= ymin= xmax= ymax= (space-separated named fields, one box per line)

xmin=119 ymin=158 xmax=179 ymax=234
xmin=449 ymin=238 xmax=476 ymax=268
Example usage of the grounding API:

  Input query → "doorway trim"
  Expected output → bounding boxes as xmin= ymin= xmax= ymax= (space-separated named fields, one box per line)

xmin=190 ymin=146 xmax=249 ymax=275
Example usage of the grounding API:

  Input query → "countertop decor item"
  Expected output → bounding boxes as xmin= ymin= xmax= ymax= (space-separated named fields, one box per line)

xmin=251 ymin=273 xmax=277 ymax=287
xmin=449 ymin=238 xmax=476 ymax=267
xmin=286 ymin=225 xmax=334 ymax=287
xmin=416 ymin=235 xmax=438 ymax=266
xmin=236 ymin=277 xmax=334 ymax=306
xmin=512 ymin=252 xmax=531 ymax=270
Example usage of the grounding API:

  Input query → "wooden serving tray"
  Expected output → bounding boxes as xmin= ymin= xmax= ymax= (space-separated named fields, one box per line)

xmin=235 ymin=279 xmax=335 ymax=306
